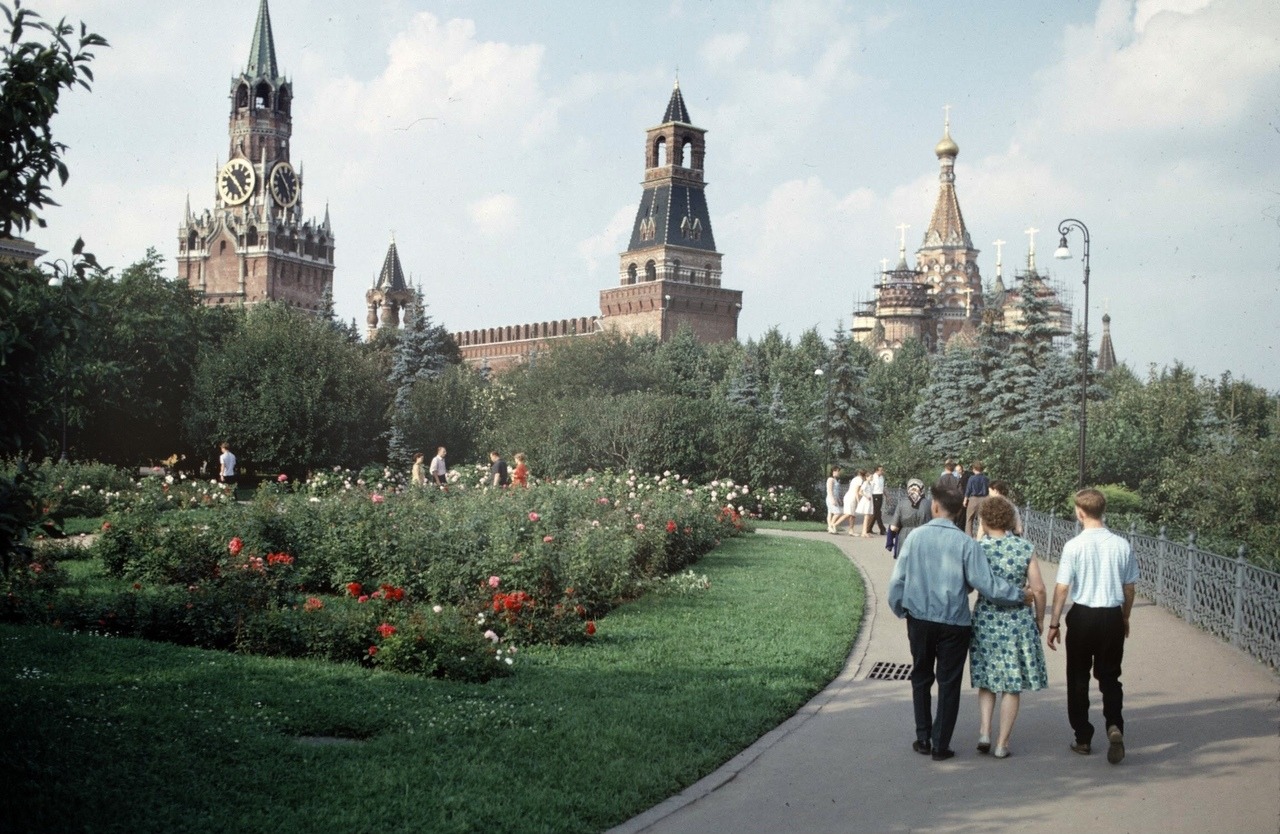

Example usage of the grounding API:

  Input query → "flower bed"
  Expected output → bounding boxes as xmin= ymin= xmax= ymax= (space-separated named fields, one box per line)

xmin=5 ymin=470 xmax=751 ymax=682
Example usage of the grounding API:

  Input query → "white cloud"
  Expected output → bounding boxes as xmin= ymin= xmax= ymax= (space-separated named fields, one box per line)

xmin=577 ymin=205 xmax=635 ymax=275
xmin=700 ymin=33 xmax=750 ymax=67
xmin=467 ymin=193 xmax=519 ymax=236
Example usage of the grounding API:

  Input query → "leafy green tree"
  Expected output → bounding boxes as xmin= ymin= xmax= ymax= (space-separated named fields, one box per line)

xmin=399 ymin=364 xmax=489 ymax=468
xmin=1 ymin=1 xmax=106 ymax=236
xmin=184 ymin=304 xmax=390 ymax=475
xmin=71 ymin=250 xmax=234 ymax=465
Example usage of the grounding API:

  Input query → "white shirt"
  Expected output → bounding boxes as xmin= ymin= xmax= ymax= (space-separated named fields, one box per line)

xmin=219 ymin=450 xmax=236 ymax=477
xmin=871 ymin=473 xmax=885 ymax=495
xmin=1056 ymin=527 xmax=1137 ymax=608
xmin=429 ymin=454 xmax=447 ymax=477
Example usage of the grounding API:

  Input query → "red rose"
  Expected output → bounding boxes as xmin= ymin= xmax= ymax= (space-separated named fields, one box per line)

xmin=228 ymin=537 xmax=243 ymax=556
xmin=367 ymin=645 xmax=378 ymax=656
xmin=585 ymin=621 xmax=596 ymax=635
xmin=666 ymin=520 xmax=677 ymax=533
xmin=303 ymin=597 xmax=323 ymax=612
xmin=376 ymin=623 xmax=396 ymax=638
xmin=346 ymin=582 xmax=363 ymax=597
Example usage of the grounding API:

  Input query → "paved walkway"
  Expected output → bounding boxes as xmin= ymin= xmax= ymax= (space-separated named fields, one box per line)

xmin=611 ymin=529 xmax=1280 ymax=834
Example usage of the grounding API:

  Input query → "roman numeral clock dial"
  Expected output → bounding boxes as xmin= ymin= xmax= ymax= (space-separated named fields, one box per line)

xmin=217 ymin=158 xmax=255 ymax=206
xmin=270 ymin=162 xmax=299 ymax=208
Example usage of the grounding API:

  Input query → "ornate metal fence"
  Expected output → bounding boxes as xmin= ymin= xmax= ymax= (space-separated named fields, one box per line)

xmin=1023 ymin=507 xmax=1280 ymax=670
xmin=883 ymin=489 xmax=1280 ymax=668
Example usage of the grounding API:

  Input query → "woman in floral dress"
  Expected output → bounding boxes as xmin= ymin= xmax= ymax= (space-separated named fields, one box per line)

xmin=970 ymin=495 xmax=1048 ymax=758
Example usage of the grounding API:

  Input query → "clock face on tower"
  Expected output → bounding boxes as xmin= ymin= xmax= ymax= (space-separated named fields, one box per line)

xmin=269 ymin=162 xmax=299 ymax=208
xmin=217 ymin=158 xmax=256 ymax=206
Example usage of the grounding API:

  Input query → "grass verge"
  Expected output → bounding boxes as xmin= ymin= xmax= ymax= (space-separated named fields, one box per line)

xmin=751 ymin=519 xmax=828 ymax=532
xmin=1 ymin=532 xmax=861 ymax=834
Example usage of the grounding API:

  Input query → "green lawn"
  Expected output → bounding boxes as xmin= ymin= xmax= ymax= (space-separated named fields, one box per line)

xmin=1 ymin=532 xmax=862 ymax=834
xmin=751 ymin=519 xmax=828 ymax=532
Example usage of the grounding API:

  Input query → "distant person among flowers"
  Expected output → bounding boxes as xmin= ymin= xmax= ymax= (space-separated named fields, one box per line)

xmin=826 ymin=466 xmax=843 ymax=534
xmin=886 ymin=478 xmax=930 ymax=559
xmin=411 ymin=452 xmax=426 ymax=486
xmin=430 ymin=446 xmax=448 ymax=486
xmin=218 ymin=442 xmax=236 ymax=486
xmin=512 ymin=452 xmax=529 ymax=488
xmin=970 ymin=496 xmax=1048 ymax=759
xmin=489 ymin=451 xmax=511 ymax=487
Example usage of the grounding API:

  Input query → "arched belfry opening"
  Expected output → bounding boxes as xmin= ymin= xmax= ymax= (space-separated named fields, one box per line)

xmin=254 ymin=81 xmax=272 ymax=109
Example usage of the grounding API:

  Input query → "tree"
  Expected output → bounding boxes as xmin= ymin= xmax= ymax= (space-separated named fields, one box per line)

xmin=71 ymin=250 xmax=234 ymax=465
xmin=911 ymin=341 xmax=985 ymax=457
xmin=1 ymin=1 xmax=107 ymax=236
xmin=184 ymin=304 xmax=391 ymax=475
xmin=822 ymin=324 xmax=874 ymax=463
xmin=387 ymin=291 xmax=460 ymax=466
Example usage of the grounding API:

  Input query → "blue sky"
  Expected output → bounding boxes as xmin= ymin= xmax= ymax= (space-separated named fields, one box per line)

xmin=34 ymin=0 xmax=1280 ymax=390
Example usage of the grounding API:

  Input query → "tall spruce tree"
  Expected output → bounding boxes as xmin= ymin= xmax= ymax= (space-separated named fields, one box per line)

xmin=912 ymin=341 xmax=985 ymax=457
xmin=823 ymin=324 xmax=874 ymax=462
xmin=982 ymin=273 xmax=1070 ymax=432
xmin=387 ymin=290 xmax=456 ymax=466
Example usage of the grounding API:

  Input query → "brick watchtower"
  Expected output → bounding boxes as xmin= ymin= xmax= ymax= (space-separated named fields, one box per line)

xmin=600 ymin=80 xmax=742 ymax=342
xmin=177 ymin=0 xmax=334 ymax=312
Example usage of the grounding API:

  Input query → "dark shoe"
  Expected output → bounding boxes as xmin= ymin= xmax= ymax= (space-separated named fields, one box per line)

xmin=1070 ymin=741 xmax=1092 ymax=755
xmin=912 ymin=740 xmax=932 ymax=755
xmin=977 ymin=734 xmax=991 ymax=754
xmin=1106 ymin=726 xmax=1125 ymax=764
xmin=930 ymin=749 xmax=955 ymax=761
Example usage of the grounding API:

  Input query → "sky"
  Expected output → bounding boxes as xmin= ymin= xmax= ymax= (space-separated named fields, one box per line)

xmin=30 ymin=0 xmax=1280 ymax=391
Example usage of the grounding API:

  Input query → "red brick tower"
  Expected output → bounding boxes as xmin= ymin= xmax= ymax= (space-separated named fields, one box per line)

xmin=600 ymin=80 xmax=742 ymax=342
xmin=177 ymin=0 xmax=334 ymax=312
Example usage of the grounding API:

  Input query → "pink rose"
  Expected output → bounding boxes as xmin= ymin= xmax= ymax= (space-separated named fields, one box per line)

xmin=528 ymin=512 xmax=540 ymax=522
xmin=543 ymin=535 xmax=554 ymax=543
xmin=488 ymin=575 xmax=501 ymax=589
xmin=371 ymin=493 xmax=385 ymax=504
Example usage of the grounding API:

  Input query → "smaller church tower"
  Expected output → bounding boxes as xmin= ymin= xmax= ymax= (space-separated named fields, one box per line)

xmin=869 ymin=226 xmax=934 ymax=358
xmin=366 ymin=237 xmax=414 ymax=339
xmin=600 ymin=80 xmax=742 ymax=342
xmin=1097 ymin=312 xmax=1118 ymax=373
xmin=915 ymin=110 xmax=983 ymax=344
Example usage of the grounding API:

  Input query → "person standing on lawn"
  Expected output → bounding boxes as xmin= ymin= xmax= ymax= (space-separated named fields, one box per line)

xmin=887 ymin=480 xmax=1031 ymax=761
xmin=1047 ymin=488 xmax=1137 ymax=765
xmin=218 ymin=442 xmax=237 ymax=487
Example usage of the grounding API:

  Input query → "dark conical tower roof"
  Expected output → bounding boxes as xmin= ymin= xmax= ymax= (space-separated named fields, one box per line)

xmin=376 ymin=239 xmax=408 ymax=292
xmin=246 ymin=0 xmax=280 ymax=80
xmin=663 ymin=79 xmax=690 ymax=124
xmin=1097 ymin=313 xmax=1117 ymax=373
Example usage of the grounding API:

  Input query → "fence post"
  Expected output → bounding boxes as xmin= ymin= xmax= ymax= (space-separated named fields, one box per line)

xmin=1043 ymin=506 xmax=1055 ymax=559
xmin=1231 ymin=546 xmax=1247 ymax=649
xmin=1156 ymin=526 xmax=1168 ymax=608
xmin=1183 ymin=532 xmax=1197 ymax=625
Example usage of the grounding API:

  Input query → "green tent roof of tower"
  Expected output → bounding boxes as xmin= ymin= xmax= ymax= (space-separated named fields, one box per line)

xmin=246 ymin=0 xmax=280 ymax=80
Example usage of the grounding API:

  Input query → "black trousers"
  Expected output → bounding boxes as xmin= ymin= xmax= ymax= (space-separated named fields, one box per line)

xmin=1065 ymin=603 xmax=1126 ymax=744
xmin=907 ymin=615 xmax=971 ymax=752
xmin=871 ymin=493 xmax=886 ymax=533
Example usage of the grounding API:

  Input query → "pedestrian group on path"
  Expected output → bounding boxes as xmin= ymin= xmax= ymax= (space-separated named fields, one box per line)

xmin=876 ymin=466 xmax=1136 ymax=765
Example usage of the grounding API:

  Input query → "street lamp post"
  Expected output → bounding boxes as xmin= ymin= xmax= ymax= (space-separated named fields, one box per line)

xmin=1054 ymin=219 xmax=1091 ymax=489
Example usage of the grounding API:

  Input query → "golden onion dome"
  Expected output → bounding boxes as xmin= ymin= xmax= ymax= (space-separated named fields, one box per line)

xmin=935 ymin=128 xmax=959 ymax=158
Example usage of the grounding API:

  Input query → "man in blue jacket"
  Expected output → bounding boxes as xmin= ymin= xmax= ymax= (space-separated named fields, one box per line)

xmin=887 ymin=481 xmax=1030 ymax=760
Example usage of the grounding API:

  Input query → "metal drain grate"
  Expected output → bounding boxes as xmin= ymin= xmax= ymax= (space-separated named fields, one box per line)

xmin=866 ymin=661 xmax=913 ymax=681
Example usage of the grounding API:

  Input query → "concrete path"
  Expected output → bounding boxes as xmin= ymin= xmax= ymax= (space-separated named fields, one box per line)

xmin=611 ymin=529 xmax=1280 ymax=834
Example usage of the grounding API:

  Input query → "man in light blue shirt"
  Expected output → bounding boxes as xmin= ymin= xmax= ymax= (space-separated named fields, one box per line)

xmin=1047 ymin=488 xmax=1138 ymax=764
xmin=887 ymin=481 xmax=1030 ymax=761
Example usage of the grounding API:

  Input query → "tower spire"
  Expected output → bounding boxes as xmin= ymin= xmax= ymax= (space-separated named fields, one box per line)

xmin=663 ymin=76 xmax=690 ymax=124
xmin=246 ymin=0 xmax=280 ymax=80
xmin=1025 ymin=227 xmax=1039 ymax=273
